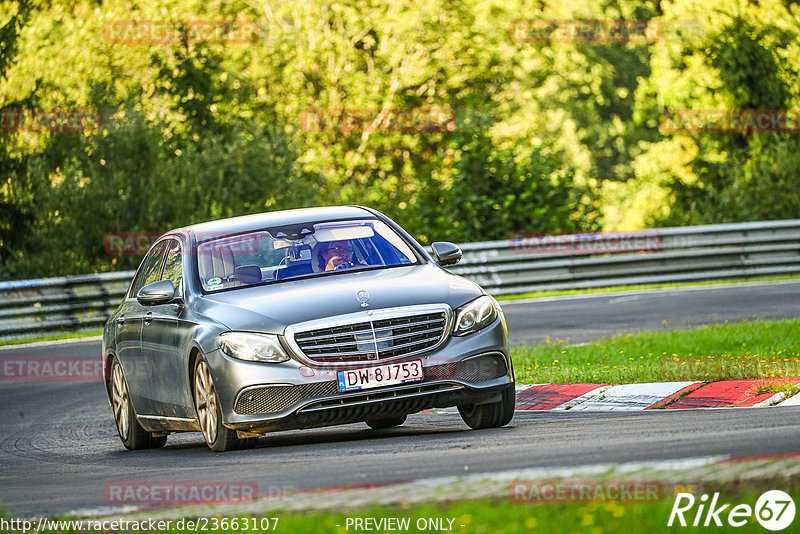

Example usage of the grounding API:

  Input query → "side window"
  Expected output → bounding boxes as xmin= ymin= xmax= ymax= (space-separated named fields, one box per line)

xmin=129 ymin=241 xmax=168 ymax=297
xmin=161 ymin=239 xmax=183 ymax=296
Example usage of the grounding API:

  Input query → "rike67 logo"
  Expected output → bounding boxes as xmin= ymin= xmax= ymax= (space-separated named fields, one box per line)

xmin=669 ymin=490 xmax=795 ymax=530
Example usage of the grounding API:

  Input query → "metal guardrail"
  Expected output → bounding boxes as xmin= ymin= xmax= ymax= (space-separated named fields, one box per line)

xmin=453 ymin=219 xmax=800 ymax=295
xmin=0 ymin=272 xmax=135 ymax=338
xmin=1 ymin=219 xmax=799 ymax=339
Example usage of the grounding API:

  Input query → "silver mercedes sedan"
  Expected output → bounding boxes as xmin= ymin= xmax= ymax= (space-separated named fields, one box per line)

xmin=102 ymin=206 xmax=514 ymax=451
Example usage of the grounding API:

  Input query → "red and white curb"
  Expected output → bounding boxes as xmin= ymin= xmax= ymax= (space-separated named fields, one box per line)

xmin=513 ymin=378 xmax=800 ymax=411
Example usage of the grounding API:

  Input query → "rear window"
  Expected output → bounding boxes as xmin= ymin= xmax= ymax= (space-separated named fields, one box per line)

xmin=196 ymin=219 xmax=419 ymax=292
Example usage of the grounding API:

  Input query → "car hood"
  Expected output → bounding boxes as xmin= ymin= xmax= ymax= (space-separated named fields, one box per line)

xmin=193 ymin=264 xmax=483 ymax=334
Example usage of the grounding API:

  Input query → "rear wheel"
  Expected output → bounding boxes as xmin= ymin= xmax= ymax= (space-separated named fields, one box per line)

xmin=365 ymin=414 xmax=407 ymax=429
xmin=458 ymin=384 xmax=515 ymax=430
xmin=110 ymin=361 xmax=167 ymax=450
xmin=193 ymin=357 xmax=257 ymax=452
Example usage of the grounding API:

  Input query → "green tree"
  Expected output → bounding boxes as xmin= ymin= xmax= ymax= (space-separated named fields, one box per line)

xmin=0 ymin=0 xmax=34 ymax=276
xmin=1 ymin=1 xmax=320 ymax=277
xmin=628 ymin=0 xmax=800 ymax=227
xmin=413 ymin=127 xmax=592 ymax=243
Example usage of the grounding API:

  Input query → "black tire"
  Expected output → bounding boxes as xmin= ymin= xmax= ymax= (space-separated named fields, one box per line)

xmin=365 ymin=414 xmax=407 ymax=429
xmin=193 ymin=356 xmax=258 ymax=452
xmin=110 ymin=360 xmax=167 ymax=450
xmin=458 ymin=384 xmax=515 ymax=430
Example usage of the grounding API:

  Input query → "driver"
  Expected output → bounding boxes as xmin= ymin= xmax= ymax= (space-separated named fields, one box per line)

xmin=320 ymin=240 xmax=358 ymax=271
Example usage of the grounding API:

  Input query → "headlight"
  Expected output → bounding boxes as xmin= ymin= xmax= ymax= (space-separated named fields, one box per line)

xmin=453 ymin=295 xmax=499 ymax=336
xmin=218 ymin=332 xmax=290 ymax=363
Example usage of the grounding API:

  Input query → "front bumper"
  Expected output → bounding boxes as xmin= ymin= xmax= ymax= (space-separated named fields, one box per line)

xmin=206 ymin=314 xmax=512 ymax=434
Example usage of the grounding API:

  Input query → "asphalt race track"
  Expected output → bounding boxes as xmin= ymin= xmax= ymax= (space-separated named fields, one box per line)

xmin=1 ymin=281 xmax=799 ymax=516
xmin=502 ymin=280 xmax=800 ymax=346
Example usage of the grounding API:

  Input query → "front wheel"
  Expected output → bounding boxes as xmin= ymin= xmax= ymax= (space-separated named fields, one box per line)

xmin=458 ymin=384 xmax=515 ymax=430
xmin=193 ymin=357 xmax=257 ymax=452
xmin=110 ymin=360 xmax=167 ymax=450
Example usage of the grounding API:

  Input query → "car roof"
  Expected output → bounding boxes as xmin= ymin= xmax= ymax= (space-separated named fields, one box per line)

xmin=173 ymin=205 xmax=375 ymax=239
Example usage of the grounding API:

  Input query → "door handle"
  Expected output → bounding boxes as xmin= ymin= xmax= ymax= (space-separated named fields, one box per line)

xmin=116 ymin=316 xmax=125 ymax=327
xmin=144 ymin=311 xmax=153 ymax=325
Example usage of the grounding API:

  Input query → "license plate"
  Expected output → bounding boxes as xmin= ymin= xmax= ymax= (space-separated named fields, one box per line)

xmin=337 ymin=360 xmax=424 ymax=392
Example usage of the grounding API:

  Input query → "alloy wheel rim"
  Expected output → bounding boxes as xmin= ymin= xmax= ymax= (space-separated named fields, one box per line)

xmin=111 ymin=364 xmax=129 ymax=440
xmin=194 ymin=361 xmax=218 ymax=445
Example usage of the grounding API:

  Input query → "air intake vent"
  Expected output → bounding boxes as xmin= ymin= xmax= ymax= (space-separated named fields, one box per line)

xmin=234 ymin=381 xmax=339 ymax=415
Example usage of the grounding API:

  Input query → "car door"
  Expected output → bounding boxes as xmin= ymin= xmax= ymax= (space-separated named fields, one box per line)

xmin=139 ymin=238 xmax=193 ymax=418
xmin=116 ymin=240 xmax=168 ymax=415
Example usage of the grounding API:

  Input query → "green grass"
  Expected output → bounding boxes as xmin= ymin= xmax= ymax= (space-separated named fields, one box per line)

xmin=0 ymin=329 xmax=103 ymax=347
xmin=14 ymin=486 xmax=800 ymax=533
xmin=496 ymin=274 xmax=800 ymax=301
xmin=510 ymin=317 xmax=800 ymax=384
xmin=753 ymin=381 xmax=800 ymax=396
xmin=211 ymin=492 xmax=800 ymax=534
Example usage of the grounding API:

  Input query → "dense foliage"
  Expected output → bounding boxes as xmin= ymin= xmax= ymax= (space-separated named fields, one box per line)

xmin=1 ymin=0 xmax=798 ymax=278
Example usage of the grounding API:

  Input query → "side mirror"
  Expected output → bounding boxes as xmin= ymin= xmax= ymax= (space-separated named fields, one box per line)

xmin=431 ymin=242 xmax=462 ymax=266
xmin=137 ymin=280 xmax=177 ymax=306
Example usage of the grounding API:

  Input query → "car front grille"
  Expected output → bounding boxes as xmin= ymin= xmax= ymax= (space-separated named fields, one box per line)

xmin=292 ymin=311 xmax=449 ymax=364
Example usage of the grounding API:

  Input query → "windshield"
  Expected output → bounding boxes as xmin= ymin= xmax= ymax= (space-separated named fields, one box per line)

xmin=197 ymin=218 xmax=420 ymax=292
